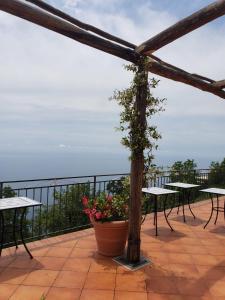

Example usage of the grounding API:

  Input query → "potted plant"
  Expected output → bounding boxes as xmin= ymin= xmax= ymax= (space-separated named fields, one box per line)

xmin=82 ymin=192 xmax=129 ymax=257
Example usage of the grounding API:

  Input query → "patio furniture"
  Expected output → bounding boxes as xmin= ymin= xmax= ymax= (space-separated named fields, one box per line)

xmin=165 ymin=182 xmax=199 ymax=222
xmin=142 ymin=187 xmax=178 ymax=236
xmin=0 ymin=197 xmax=42 ymax=259
xmin=200 ymin=188 xmax=225 ymax=229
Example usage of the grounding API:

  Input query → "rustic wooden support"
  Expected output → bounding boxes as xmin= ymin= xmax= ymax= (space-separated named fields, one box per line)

xmin=1 ymin=0 xmax=225 ymax=100
xmin=0 ymin=0 xmax=139 ymax=64
xmin=146 ymin=57 xmax=225 ymax=99
xmin=149 ymin=55 xmax=217 ymax=84
xmin=126 ymin=64 xmax=148 ymax=263
xmin=136 ymin=0 xmax=225 ymax=54
xmin=191 ymin=74 xmax=215 ymax=84
xmin=25 ymin=0 xmax=136 ymax=49
xmin=213 ymin=80 xmax=225 ymax=89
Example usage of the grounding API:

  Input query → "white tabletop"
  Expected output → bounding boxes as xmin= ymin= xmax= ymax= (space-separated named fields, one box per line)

xmin=142 ymin=187 xmax=178 ymax=196
xmin=165 ymin=182 xmax=199 ymax=189
xmin=0 ymin=197 xmax=42 ymax=211
xmin=200 ymin=188 xmax=225 ymax=195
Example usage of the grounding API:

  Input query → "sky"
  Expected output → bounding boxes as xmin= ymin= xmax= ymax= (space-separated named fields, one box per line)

xmin=0 ymin=0 xmax=225 ymax=180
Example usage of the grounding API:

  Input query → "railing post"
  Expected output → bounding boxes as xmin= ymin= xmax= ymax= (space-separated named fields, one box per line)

xmin=0 ymin=182 xmax=3 ymax=199
xmin=93 ymin=176 xmax=96 ymax=198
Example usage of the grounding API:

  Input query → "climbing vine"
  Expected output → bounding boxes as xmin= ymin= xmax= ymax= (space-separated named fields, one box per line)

xmin=111 ymin=60 xmax=166 ymax=171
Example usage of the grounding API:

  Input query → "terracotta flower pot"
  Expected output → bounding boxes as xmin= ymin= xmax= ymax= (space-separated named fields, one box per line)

xmin=91 ymin=218 xmax=128 ymax=257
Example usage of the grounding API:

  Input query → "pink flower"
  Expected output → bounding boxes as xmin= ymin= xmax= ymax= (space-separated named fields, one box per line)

xmin=95 ymin=212 xmax=102 ymax=220
xmin=82 ymin=196 xmax=88 ymax=206
xmin=82 ymin=192 xmax=128 ymax=222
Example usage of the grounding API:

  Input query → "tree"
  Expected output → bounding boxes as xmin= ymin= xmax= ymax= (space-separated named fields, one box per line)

xmin=33 ymin=183 xmax=91 ymax=237
xmin=1 ymin=185 xmax=16 ymax=198
xmin=208 ymin=157 xmax=225 ymax=186
xmin=170 ymin=159 xmax=197 ymax=183
xmin=107 ymin=177 xmax=126 ymax=195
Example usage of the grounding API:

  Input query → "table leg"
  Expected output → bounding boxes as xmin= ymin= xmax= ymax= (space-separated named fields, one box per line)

xmin=20 ymin=208 xmax=33 ymax=259
xmin=153 ymin=196 xmax=156 ymax=226
xmin=214 ymin=195 xmax=219 ymax=225
xmin=187 ymin=189 xmax=196 ymax=219
xmin=141 ymin=199 xmax=150 ymax=225
xmin=224 ymin=199 xmax=225 ymax=220
xmin=13 ymin=209 xmax=18 ymax=249
xmin=141 ymin=213 xmax=147 ymax=225
xmin=177 ymin=194 xmax=181 ymax=215
xmin=182 ymin=190 xmax=186 ymax=223
xmin=204 ymin=193 xmax=214 ymax=229
xmin=167 ymin=193 xmax=175 ymax=218
xmin=163 ymin=195 xmax=174 ymax=232
xmin=166 ymin=188 xmax=175 ymax=218
xmin=154 ymin=196 xmax=158 ymax=236
xmin=0 ymin=211 xmax=4 ymax=256
xmin=166 ymin=207 xmax=173 ymax=218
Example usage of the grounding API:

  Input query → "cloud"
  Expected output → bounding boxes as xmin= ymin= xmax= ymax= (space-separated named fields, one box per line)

xmin=0 ymin=1 xmax=225 ymax=168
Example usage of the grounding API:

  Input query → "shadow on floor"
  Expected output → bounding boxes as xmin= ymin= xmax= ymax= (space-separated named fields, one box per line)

xmin=0 ymin=257 xmax=42 ymax=283
xmin=210 ymin=225 xmax=225 ymax=235
xmin=171 ymin=215 xmax=206 ymax=226
xmin=142 ymin=226 xmax=186 ymax=242
xmin=142 ymin=253 xmax=225 ymax=297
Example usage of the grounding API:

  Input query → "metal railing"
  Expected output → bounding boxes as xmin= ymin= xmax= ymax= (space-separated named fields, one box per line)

xmin=0 ymin=169 xmax=210 ymax=247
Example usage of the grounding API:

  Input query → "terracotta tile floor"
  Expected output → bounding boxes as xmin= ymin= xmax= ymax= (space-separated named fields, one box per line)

xmin=1 ymin=199 xmax=225 ymax=299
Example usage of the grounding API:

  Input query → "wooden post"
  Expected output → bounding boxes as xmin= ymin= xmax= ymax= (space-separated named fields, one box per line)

xmin=126 ymin=63 xmax=148 ymax=263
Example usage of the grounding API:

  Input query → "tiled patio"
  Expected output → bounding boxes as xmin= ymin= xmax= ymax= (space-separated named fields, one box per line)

xmin=1 ymin=199 xmax=225 ymax=300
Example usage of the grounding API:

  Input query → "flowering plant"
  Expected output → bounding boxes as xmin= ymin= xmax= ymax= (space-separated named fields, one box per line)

xmin=82 ymin=192 xmax=128 ymax=222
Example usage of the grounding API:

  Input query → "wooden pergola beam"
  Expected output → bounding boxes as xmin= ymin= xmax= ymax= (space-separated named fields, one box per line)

xmin=25 ymin=0 xmax=136 ymax=49
xmin=213 ymin=79 xmax=225 ymax=89
xmin=0 ymin=0 xmax=139 ymax=64
xmin=191 ymin=74 xmax=215 ymax=84
xmin=149 ymin=54 xmax=216 ymax=84
xmin=146 ymin=57 xmax=225 ymax=99
xmin=1 ymin=0 xmax=224 ymax=100
xmin=136 ymin=0 xmax=225 ymax=54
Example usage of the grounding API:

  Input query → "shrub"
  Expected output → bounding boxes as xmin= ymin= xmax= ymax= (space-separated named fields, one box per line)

xmin=170 ymin=159 xmax=197 ymax=183
xmin=208 ymin=158 xmax=225 ymax=186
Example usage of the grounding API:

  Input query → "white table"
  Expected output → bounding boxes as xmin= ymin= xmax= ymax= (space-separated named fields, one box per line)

xmin=142 ymin=187 xmax=178 ymax=236
xmin=200 ymin=188 xmax=225 ymax=228
xmin=165 ymin=182 xmax=199 ymax=222
xmin=0 ymin=197 xmax=42 ymax=258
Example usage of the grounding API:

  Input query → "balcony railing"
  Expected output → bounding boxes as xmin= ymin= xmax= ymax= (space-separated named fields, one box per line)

xmin=0 ymin=169 xmax=210 ymax=248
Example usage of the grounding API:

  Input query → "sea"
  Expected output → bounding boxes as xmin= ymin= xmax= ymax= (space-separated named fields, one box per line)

xmin=0 ymin=150 xmax=214 ymax=182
